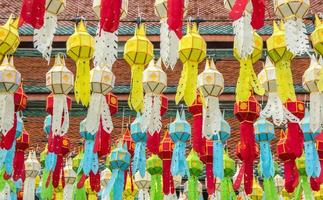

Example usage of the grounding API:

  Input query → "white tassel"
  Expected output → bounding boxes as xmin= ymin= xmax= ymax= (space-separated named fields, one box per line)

xmin=202 ymin=96 xmax=222 ymax=139
xmin=283 ymin=106 xmax=300 ymax=123
xmin=310 ymin=92 xmax=321 ymax=132
xmin=52 ymin=94 xmax=69 ymax=136
xmin=34 ymin=12 xmax=57 ymax=62
xmin=94 ymin=25 xmax=118 ymax=67
xmin=160 ymin=20 xmax=179 ymax=70
xmin=63 ymin=184 xmax=74 ymax=200
xmin=142 ymin=94 xmax=162 ymax=134
xmin=101 ymin=95 xmax=113 ymax=133
xmin=261 ymin=92 xmax=285 ymax=126
xmin=23 ymin=177 xmax=36 ymax=200
xmin=142 ymin=93 xmax=153 ymax=133
xmin=138 ymin=189 xmax=150 ymax=200
xmin=232 ymin=13 xmax=254 ymax=59
xmin=285 ymin=18 xmax=309 ymax=56
xmin=0 ymin=184 xmax=10 ymax=200
xmin=0 ymin=94 xmax=14 ymax=136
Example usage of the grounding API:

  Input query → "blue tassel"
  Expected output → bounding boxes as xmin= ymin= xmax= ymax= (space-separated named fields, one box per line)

xmin=102 ymin=169 xmax=118 ymax=198
xmin=113 ymin=170 xmax=124 ymax=200
xmin=133 ymin=142 xmax=146 ymax=178
xmin=45 ymin=152 xmax=57 ymax=171
xmin=0 ymin=148 xmax=7 ymax=169
xmin=171 ymin=142 xmax=189 ymax=177
xmin=213 ymin=141 xmax=224 ymax=179
xmin=79 ymin=140 xmax=95 ymax=176
xmin=260 ymin=142 xmax=274 ymax=178
xmin=5 ymin=141 xmax=15 ymax=175
xmin=305 ymin=141 xmax=321 ymax=177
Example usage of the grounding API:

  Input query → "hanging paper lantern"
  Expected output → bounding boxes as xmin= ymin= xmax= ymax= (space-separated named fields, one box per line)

xmin=147 ymin=154 xmax=163 ymax=200
xmin=142 ymin=58 xmax=167 ymax=134
xmin=186 ymin=150 xmax=203 ymax=200
xmin=249 ymin=178 xmax=263 ymax=200
xmin=234 ymin=95 xmax=260 ymax=195
xmin=63 ymin=157 xmax=76 ymax=200
xmin=295 ymin=155 xmax=314 ymax=199
xmin=155 ymin=0 xmax=188 ymax=69
xmin=311 ymin=14 xmax=323 ymax=55
xmin=122 ymin=127 xmax=135 ymax=157
xmin=158 ymin=130 xmax=175 ymax=198
xmin=176 ymin=22 xmax=206 ymax=106
xmin=134 ymin=172 xmax=151 ymax=200
xmin=102 ymin=143 xmax=131 ymax=200
xmin=170 ymin=110 xmax=190 ymax=177
xmin=302 ymin=55 xmax=323 ymax=132
xmin=66 ymin=19 xmax=95 ymax=106
xmin=220 ymin=151 xmax=236 ymax=200
xmin=124 ymin=23 xmax=154 ymax=112
xmin=23 ymin=151 xmax=41 ymax=200
xmin=275 ymin=174 xmax=284 ymax=198
xmin=274 ymin=0 xmax=310 ymax=55
xmin=0 ymin=15 xmax=20 ymax=63
xmin=100 ymin=168 xmax=111 ymax=189
xmin=122 ymin=173 xmax=138 ymax=199
xmin=34 ymin=0 xmax=66 ymax=61
xmin=131 ymin=113 xmax=147 ymax=178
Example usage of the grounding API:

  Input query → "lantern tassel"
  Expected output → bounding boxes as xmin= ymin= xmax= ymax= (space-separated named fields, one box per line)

xmin=232 ymin=14 xmax=253 ymax=59
xmin=45 ymin=152 xmax=57 ymax=172
xmin=220 ymin=176 xmax=237 ymax=200
xmin=294 ymin=175 xmax=313 ymax=200
xmin=160 ymin=20 xmax=179 ymax=70
xmin=261 ymin=92 xmax=285 ymax=126
xmin=72 ymin=175 xmax=86 ymax=200
xmin=259 ymin=141 xmax=274 ymax=178
xmin=171 ymin=142 xmax=189 ymax=177
xmin=23 ymin=177 xmax=36 ymax=200
xmin=0 ymin=184 xmax=11 ymax=200
xmin=285 ymin=19 xmax=309 ymax=56
xmin=4 ymin=141 xmax=15 ymax=176
xmin=133 ymin=142 xmax=147 ymax=178
xmin=263 ymin=178 xmax=278 ymax=200
xmin=142 ymin=94 xmax=162 ymax=134
xmin=188 ymin=176 xmax=198 ymax=200
xmin=203 ymin=96 xmax=221 ymax=139
xmin=78 ymin=140 xmax=98 ymax=176
xmin=284 ymin=160 xmax=299 ymax=193
xmin=52 ymin=94 xmax=69 ymax=136
xmin=310 ymin=92 xmax=321 ymax=132
xmin=276 ymin=59 xmax=297 ymax=103
xmin=75 ymin=59 xmax=91 ymax=106
xmin=41 ymin=169 xmax=53 ymax=199
xmin=33 ymin=12 xmax=57 ymax=62
xmin=0 ymin=94 xmax=15 ymax=136
xmin=94 ymin=27 xmax=118 ymax=67
xmin=213 ymin=141 xmax=224 ymax=179
xmin=150 ymin=174 xmax=163 ymax=200
xmin=102 ymin=169 xmax=124 ymax=200
xmin=0 ymin=149 xmax=7 ymax=170
xmin=129 ymin=65 xmax=144 ymax=112
xmin=63 ymin=183 xmax=73 ymax=200
xmin=304 ymin=141 xmax=321 ymax=177
xmin=138 ymin=189 xmax=150 ymax=200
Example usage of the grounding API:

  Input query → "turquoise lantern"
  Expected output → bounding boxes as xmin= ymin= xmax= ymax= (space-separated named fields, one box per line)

xmin=211 ymin=116 xmax=230 ymax=179
xmin=131 ymin=112 xmax=147 ymax=178
xmin=170 ymin=110 xmax=191 ymax=177
xmin=102 ymin=142 xmax=131 ymax=200
xmin=300 ymin=112 xmax=320 ymax=178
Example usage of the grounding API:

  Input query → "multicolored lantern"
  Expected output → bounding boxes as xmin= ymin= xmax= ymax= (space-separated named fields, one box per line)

xmin=186 ymin=150 xmax=203 ymax=200
xmin=131 ymin=113 xmax=147 ymax=177
xmin=102 ymin=143 xmax=130 ymax=200
xmin=295 ymin=155 xmax=314 ymax=199
xmin=63 ymin=157 xmax=76 ymax=200
xmin=220 ymin=151 xmax=236 ymax=200
xmin=23 ymin=151 xmax=41 ymax=200
xmin=311 ymin=14 xmax=323 ymax=55
xmin=34 ymin=0 xmax=65 ymax=61
xmin=170 ymin=110 xmax=190 ymax=177
xmin=303 ymin=55 xmax=323 ymax=132
xmin=249 ymin=178 xmax=263 ymax=200
xmin=274 ymin=0 xmax=310 ymax=55
xmin=134 ymin=172 xmax=151 ymax=200
xmin=147 ymin=154 xmax=163 ymax=200
xmin=142 ymin=59 xmax=167 ymax=134
xmin=66 ymin=20 xmax=95 ymax=106
xmin=155 ymin=0 xmax=188 ymax=69
xmin=124 ymin=23 xmax=154 ymax=112
xmin=0 ymin=15 xmax=20 ymax=63
xmin=176 ymin=22 xmax=206 ymax=106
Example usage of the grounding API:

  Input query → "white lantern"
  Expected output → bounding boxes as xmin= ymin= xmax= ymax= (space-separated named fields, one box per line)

xmin=23 ymin=151 xmax=41 ymax=200
xmin=46 ymin=53 xmax=74 ymax=95
xmin=100 ymin=168 xmax=112 ymax=188
xmin=274 ymin=0 xmax=310 ymax=20
xmin=0 ymin=56 xmax=21 ymax=93
xmin=90 ymin=65 xmax=115 ymax=95
xmin=63 ymin=157 xmax=76 ymax=200
xmin=92 ymin=0 xmax=128 ymax=19
xmin=45 ymin=0 xmax=66 ymax=15
xmin=274 ymin=174 xmax=284 ymax=194
xmin=143 ymin=59 xmax=167 ymax=95
xmin=303 ymin=55 xmax=321 ymax=93
xmin=134 ymin=171 xmax=151 ymax=200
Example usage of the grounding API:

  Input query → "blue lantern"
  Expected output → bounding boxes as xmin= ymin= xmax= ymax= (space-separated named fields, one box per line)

xmin=170 ymin=110 xmax=191 ymax=177
xmin=77 ymin=119 xmax=98 ymax=176
xmin=254 ymin=117 xmax=275 ymax=178
xmin=131 ymin=113 xmax=147 ymax=178
xmin=300 ymin=112 xmax=320 ymax=178
xmin=211 ymin=116 xmax=230 ymax=179
xmin=103 ymin=142 xmax=131 ymax=200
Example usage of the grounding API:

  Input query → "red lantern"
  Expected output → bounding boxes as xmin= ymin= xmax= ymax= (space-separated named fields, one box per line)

xmin=159 ymin=130 xmax=175 ymax=195
xmin=106 ymin=93 xmax=118 ymax=115
xmin=188 ymin=94 xmax=203 ymax=155
xmin=13 ymin=129 xmax=29 ymax=181
xmin=14 ymin=83 xmax=27 ymax=112
xmin=233 ymin=95 xmax=260 ymax=195
xmin=200 ymin=139 xmax=216 ymax=196
xmin=123 ymin=127 xmax=135 ymax=157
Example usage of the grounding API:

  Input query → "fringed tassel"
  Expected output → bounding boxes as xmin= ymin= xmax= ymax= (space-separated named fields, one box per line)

xmin=0 ymin=184 xmax=11 ymax=200
xmin=294 ymin=175 xmax=313 ymax=200
xmin=138 ymin=189 xmax=150 ymax=200
xmin=45 ymin=152 xmax=57 ymax=172
xmin=220 ymin=177 xmax=237 ymax=200
xmin=41 ymin=169 xmax=53 ymax=200
xmin=285 ymin=19 xmax=309 ymax=56
xmin=232 ymin=13 xmax=253 ymax=59
xmin=261 ymin=92 xmax=285 ymax=126
xmin=160 ymin=20 xmax=179 ymax=70
xmin=113 ymin=170 xmax=125 ymax=200
xmin=203 ymin=96 xmax=221 ymax=139
xmin=94 ymin=26 xmax=118 ymax=67
xmin=213 ymin=141 xmax=223 ymax=179
xmin=188 ymin=176 xmax=198 ymax=200
xmin=72 ymin=175 xmax=86 ymax=200
xmin=284 ymin=160 xmax=299 ymax=193
xmin=260 ymin=142 xmax=274 ymax=178
xmin=171 ymin=142 xmax=189 ymax=177
xmin=23 ymin=177 xmax=36 ymax=200
xmin=102 ymin=169 xmax=124 ymax=200
xmin=304 ymin=141 xmax=321 ymax=177
xmin=75 ymin=59 xmax=91 ymax=106
xmin=52 ymin=95 xmax=69 ymax=136
xmin=150 ymin=175 xmax=163 ymax=200
xmin=129 ymin=64 xmax=144 ymax=111
xmin=4 ymin=141 xmax=15 ymax=176
xmin=310 ymin=92 xmax=321 ymax=132
xmin=78 ymin=140 xmax=98 ymax=176
xmin=63 ymin=183 xmax=73 ymax=200
xmin=142 ymin=94 xmax=162 ymax=134
xmin=33 ymin=12 xmax=57 ymax=62
xmin=263 ymin=178 xmax=278 ymax=200
xmin=205 ymin=163 xmax=215 ymax=195
xmin=0 ymin=94 xmax=15 ymax=136
xmin=132 ymin=142 xmax=147 ymax=178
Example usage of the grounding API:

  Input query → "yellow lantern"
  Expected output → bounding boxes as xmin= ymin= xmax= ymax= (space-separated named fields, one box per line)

xmin=124 ymin=23 xmax=154 ymax=112
xmin=311 ymin=14 xmax=323 ymax=55
xmin=249 ymin=178 xmax=263 ymax=200
xmin=85 ymin=178 xmax=98 ymax=200
xmin=54 ymin=181 xmax=64 ymax=200
xmin=100 ymin=168 xmax=112 ymax=188
xmin=176 ymin=22 xmax=206 ymax=106
xmin=122 ymin=174 xmax=138 ymax=199
xmin=314 ymin=185 xmax=323 ymax=200
xmin=63 ymin=157 xmax=76 ymax=200
xmin=134 ymin=171 xmax=151 ymax=199
xmin=92 ymin=0 xmax=128 ymax=19
xmin=0 ymin=15 xmax=19 ymax=63
xmin=67 ymin=20 xmax=95 ymax=106
xmin=23 ymin=151 xmax=41 ymax=200
xmin=282 ymin=188 xmax=293 ymax=199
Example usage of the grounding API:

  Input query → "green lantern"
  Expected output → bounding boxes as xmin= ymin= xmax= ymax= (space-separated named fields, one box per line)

xmin=147 ymin=155 xmax=163 ymax=200
xmin=221 ymin=151 xmax=236 ymax=200
xmin=186 ymin=150 xmax=203 ymax=200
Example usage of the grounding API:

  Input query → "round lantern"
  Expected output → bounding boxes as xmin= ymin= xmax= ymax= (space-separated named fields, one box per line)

xmin=45 ymin=0 xmax=66 ymax=15
xmin=100 ymin=168 xmax=112 ymax=188
xmin=23 ymin=151 xmax=41 ymax=200
xmin=273 ymin=0 xmax=309 ymax=20
xmin=134 ymin=171 xmax=151 ymax=199
xmin=0 ymin=56 xmax=21 ymax=93
xmin=258 ymin=57 xmax=278 ymax=93
xmin=0 ymin=15 xmax=20 ymax=62
xmin=250 ymin=178 xmax=263 ymax=200
xmin=92 ymin=0 xmax=128 ymax=19
xmin=311 ymin=15 xmax=323 ymax=55
xmin=90 ymin=65 xmax=115 ymax=95
xmin=143 ymin=59 xmax=167 ymax=96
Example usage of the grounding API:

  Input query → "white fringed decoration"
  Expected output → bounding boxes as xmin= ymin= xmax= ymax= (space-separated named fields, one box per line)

xmin=160 ymin=20 xmax=179 ymax=70
xmin=283 ymin=106 xmax=300 ymax=123
xmin=202 ymin=96 xmax=222 ymax=139
xmin=63 ymin=184 xmax=74 ymax=200
xmin=142 ymin=94 xmax=162 ymax=134
xmin=94 ymin=25 xmax=118 ymax=67
xmin=0 ymin=94 xmax=14 ymax=136
xmin=310 ymin=92 xmax=321 ymax=132
xmin=232 ymin=13 xmax=254 ymax=59
xmin=86 ymin=93 xmax=113 ymax=134
xmin=164 ymin=194 xmax=178 ymax=200
xmin=0 ymin=184 xmax=10 ymax=200
xmin=138 ymin=189 xmax=150 ymax=200
xmin=52 ymin=94 xmax=69 ymax=136
xmin=23 ymin=177 xmax=36 ymax=200
xmin=285 ymin=18 xmax=309 ymax=56
xmin=261 ymin=92 xmax=285 ymax=126
xmin=34 ymin=12 xmax=57 ymax=62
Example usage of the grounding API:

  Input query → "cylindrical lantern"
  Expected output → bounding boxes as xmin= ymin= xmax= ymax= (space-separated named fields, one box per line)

xmin=0 ymin=15 xmax=20 ymax=62
xmin=23 ymin=151 xmax=41 ymax=200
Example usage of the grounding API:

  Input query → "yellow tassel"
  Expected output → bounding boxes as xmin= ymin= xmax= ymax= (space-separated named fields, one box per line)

xmin=129 ymin=64 xmax=144 ymax=112
xmin=275 ymin=58 xmax=296 ymax=103
xmin=75 ymin=59 xmax=90 ymax=106
xmin=183 ymin=61 xmax=199 ymax=106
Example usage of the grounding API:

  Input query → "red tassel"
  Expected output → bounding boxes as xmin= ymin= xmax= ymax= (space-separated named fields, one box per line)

xmin=61 ymin=166 xmax=65 ymax=188
xmin=147 ymin=131 xmax=160 ymax=154
xmin=250 ymin=0 xmax=265 ymax=29
xmin=310 ymin=177 xmax=320 ymax=191
xmin=19 ymin=0 xmax=46 ymax=29
xmin=229 ymin=0 xmax=249 ymax=20
xmin=46 ymin=172 xmax=52 ymax=188
xmin=89 ymin=171 xmax=101 ymax=192
xmin=13 ymin=150 xmax=25 ymax=181
xmin=100 ymin=0 xmax=122 ymax=33
xmin=284 ymin=160 xmax=299 ymax=193
xmin=162 ymin=159 xmax=173 ymax=195
xmin=96 ymin=120 xmax=111 ymax=157
xmin=1 ymin=113 xmax=17 ymax=150
xmin=77 ymin=174 xmax=88 ymax=189
xmin=191 ymin=114 xmax=203 ymax=155
xmin=233 ymin=163 xmax=245 ymax=191
xmin=167 ymin=0 xmax=185 ymax=38
xmin=286 ymin=122 xmax=304 ymax=158
xmin=52 ymin=155 xmax=63 ymax=188
xmin=205 ymin=163 xmax=216 ymax=195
